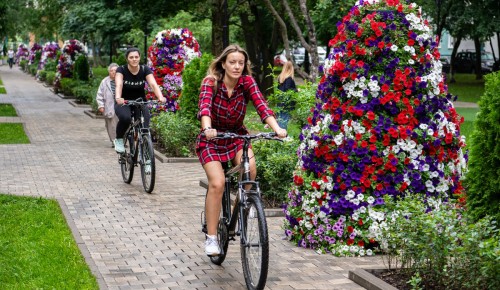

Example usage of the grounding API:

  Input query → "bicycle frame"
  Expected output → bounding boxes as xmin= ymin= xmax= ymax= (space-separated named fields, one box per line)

xmin=223 ymin=138 xmax=261 ymax=244
xmin=119 ymin=98 xmax=157 ymax=193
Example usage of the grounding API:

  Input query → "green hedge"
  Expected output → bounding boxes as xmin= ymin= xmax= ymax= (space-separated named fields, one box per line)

xmin=179 ymin=53 xmax=213 ymax=125
xmin=151 ymin=112 xmax=198 ymax=157
xmin=254 ymin=137 xmax=299 ymax=207
xmin=465 ymin=71 xmax=500 ymax=222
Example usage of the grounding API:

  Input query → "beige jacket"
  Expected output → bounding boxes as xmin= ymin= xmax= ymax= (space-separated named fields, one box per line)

xmin=96 ymin=76 xmax=115 ymax=118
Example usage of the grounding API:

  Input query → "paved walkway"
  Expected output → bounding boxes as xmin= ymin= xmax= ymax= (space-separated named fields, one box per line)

xmin=0 ymin=64 xmax=387 ymax=290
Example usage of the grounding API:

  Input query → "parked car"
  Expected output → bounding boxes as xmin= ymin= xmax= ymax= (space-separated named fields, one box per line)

xmin=292 ymin=46 xmax=327 ymax=66
xmin=453 ymin=51 xmax=493 ymax=74
xmin=440 ymin=57 xmax=451 ymax=74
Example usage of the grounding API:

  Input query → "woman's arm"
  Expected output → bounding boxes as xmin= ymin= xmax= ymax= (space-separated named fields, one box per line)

xmin=114 ymin=72 xmax=124 ymax=104
xmin=145 ymin=74 xmax=166 ymax=102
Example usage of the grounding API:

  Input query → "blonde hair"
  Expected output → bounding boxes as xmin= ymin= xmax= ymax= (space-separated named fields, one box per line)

xmin=278 ymin=61 xmax=294 ymax=84
xmin=205 ymin=44 xmax=253 ymax=89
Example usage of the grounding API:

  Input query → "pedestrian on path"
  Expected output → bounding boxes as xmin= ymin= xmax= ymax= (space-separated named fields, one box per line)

xmin=276 ymin=60 xmax=297 ymax=129
xmin=7 ymin=48 xmax=14 ymax=69
xmin=96 ymin=63 xmax=119 ymax=148
xmin=196 ymin=44 xmax=287 ymax=256
xmin=113 ymin=47 xmax=166 ymax=153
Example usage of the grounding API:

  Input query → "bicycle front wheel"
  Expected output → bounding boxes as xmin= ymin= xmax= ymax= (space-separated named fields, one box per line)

xmin=120 ymin=133 xmax=135 ymax=183
xmin=140 ymin=134 xmax=155 ymax=193
xmin=240 ymin=194 xmax=269 ymax=290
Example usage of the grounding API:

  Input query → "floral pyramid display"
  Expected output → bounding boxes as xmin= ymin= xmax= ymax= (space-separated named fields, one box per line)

xmin=15 ymin=44 xmax=29 ymax=65
xmin=38 ymin=41 xmax=60 ymax=71
xmin=283 ymin=0 xmax=468 ymax=257
xmin=147 ymin=28 xmax=201 ymax=113
xmin=54 ymin=39 xmax=88 ymax=91
xmin=28 ymin=43 xmax=43 ymax=65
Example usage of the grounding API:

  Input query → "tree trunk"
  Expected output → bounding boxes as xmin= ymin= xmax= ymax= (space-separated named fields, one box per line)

xmin=450 ymin=36 xmax=462 ymax=83
xmin=211 ymin=0 xmax=225 ymax=56
xmin=473 ymin=37 xmax=482 ymax=80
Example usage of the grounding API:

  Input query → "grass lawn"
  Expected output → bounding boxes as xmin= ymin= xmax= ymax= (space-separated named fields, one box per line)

xmin=0 ymin=194 xmax=98 ymax=289
xmin=0 ymin=103 xmax=17 ymax=116
xmin=456 ymin=107 xmax=480 ymax=147
xmin=447 ymin=73 xmax=485 ymax=103
xmin=0 ymin=123 xmax=30 ymax=144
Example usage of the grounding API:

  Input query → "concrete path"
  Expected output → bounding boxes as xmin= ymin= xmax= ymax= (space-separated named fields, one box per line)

xmin=0 ymin=64 xmax=386 ymax=290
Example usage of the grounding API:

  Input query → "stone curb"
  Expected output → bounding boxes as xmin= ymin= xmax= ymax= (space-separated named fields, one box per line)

xmin=84 ymin=109 xmax=105 ymax=119
xmin=199 ymin=179 xmax=285 ymax=217
xmin=56 ymin=198 xmax=108 ymax=290
xmin=68 ymin=100 xmax=91 ymax=108
xmin=348 ymin=268 xmax=398 ymax=290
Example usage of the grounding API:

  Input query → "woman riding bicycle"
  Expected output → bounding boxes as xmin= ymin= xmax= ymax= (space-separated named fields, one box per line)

xmin=114 ymin=47 xmax=166 ymax=153
xmin=197 ymin=44 xmax=287 ymax=256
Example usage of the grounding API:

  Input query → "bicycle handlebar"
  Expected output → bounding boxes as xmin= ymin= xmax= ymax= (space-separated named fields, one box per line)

xmin=122 ymin=98 xmax=159 ymax=106
xmin=212 ymin=132 xmax=283 ymax=142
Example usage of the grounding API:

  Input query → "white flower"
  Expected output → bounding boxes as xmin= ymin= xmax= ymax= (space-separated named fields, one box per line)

xmin=390 ymin=45 xmax=398 ymax=52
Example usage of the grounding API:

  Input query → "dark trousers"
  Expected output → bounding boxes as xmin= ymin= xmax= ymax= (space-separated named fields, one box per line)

xmin=114 ymin=104 xmax=150 ymax=139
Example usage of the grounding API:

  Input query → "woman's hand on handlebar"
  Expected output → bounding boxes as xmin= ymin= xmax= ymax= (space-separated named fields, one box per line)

xmin=115 ymin=97 xmax=125 ymax=105
xmin=275 ymin=127 xmax=287 ymax=138
xmin=204 ymin=128 xmax=217 ymax=140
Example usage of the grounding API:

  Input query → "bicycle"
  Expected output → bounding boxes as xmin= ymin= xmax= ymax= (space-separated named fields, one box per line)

xmin=201 ymin=131 xmax=282 ymax=290
xmin=118 ymin=98 xmax=156 ymax=193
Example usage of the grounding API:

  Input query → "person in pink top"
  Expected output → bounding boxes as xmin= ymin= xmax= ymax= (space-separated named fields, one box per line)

xmin=196 ymin=44 xmax=287 ymax=256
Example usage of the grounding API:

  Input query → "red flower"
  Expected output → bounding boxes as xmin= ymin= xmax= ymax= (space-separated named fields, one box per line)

xmin=293 ymin=175 xmax=304 ymax=186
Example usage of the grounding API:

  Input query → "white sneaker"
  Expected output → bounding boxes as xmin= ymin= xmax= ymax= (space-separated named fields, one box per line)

xmin=205 ymin=235 xmax=220 ymax=256
xmin=114 ymin=138 xmax=125 ymax=153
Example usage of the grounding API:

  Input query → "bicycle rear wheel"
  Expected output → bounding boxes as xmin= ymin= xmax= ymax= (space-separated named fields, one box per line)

xmin=240 ymin=194 xmax=269 ymax=290
xmin=120 ymin=133 xmax=135 ymax=183
xmin=140 ymin=134 xmax=155 ymax=193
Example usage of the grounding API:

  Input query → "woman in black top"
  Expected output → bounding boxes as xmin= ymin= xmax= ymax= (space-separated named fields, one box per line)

xmin=276 ymin=61 xmax=297 ymax=129
xmin=113 ymin=47 xmax=166 ymax=153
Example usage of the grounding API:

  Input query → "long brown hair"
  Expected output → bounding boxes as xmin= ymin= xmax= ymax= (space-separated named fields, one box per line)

xmin=205 ymin=44 xmax=253 ymax=90
xmin=278 ymin=61 xmax=294 ymax=84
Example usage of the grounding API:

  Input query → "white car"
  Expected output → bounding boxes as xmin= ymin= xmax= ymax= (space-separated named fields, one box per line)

xmin=292 ymin=46 xmax=327 ymax=66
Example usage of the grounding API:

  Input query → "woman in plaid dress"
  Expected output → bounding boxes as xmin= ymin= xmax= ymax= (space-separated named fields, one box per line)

xmin=197 ymin=44 xmax=287 ymax=256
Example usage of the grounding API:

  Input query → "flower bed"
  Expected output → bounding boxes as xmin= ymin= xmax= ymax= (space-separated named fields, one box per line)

xmin=39 ymin=42 xmax=60 ymax=71
xmin=146 ymin=28 xmax=201 ymax=113
xmin=54 ymin=39 xmax=88 ymax=91
xmin=16 ymin=44 xmax=29 ymax=65
xmin=283 ymin=0 xmax=467 ymax=256
xmin=28 ymin=43 xmax=42 ymax=66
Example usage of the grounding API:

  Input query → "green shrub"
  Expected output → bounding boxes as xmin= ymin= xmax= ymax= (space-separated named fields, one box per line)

xmin=29 ymin=64 xmax=37 ymax=76
xmin=92 ymin=67 xmax=108 ymax=80
xmin=19 ymin=60 xmax=28 ymax=71
xmin=465 ymin=71 xmax=500 ymax=222
xmin=381 ymin=195 xmax=500 ymax=290
xmin=74 ymin=55 xmax=90 ymax=81
xmin=38 ymin=70 xmax=47 ymax=81
xmin=59 ymin=78 xmax=79 ymax=96
xmin=151 ymin=112 xmax=198 ymax=157
xmin=253 ymin=137 xmax=299 ymax=206
xmin=44 ymin=58 xmax=57 ymax=72
xmin=179 ymin=53 xmax=213 ymax=125
xmin=115 ymin=53 xmax=126 ymax=66
xmin=45 ymin=71 xmax=56 ymax=85
xmin=72 ymin=83 xmax=94 ymax=104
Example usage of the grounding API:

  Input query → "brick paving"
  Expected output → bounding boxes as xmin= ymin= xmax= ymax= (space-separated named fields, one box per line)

xmin=0 ymin=65 xmax=389 ymax=290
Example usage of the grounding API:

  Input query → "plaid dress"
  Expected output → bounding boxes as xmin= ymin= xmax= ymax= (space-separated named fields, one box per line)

xmin=196 ymin=75 xmax=274 ymax=165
